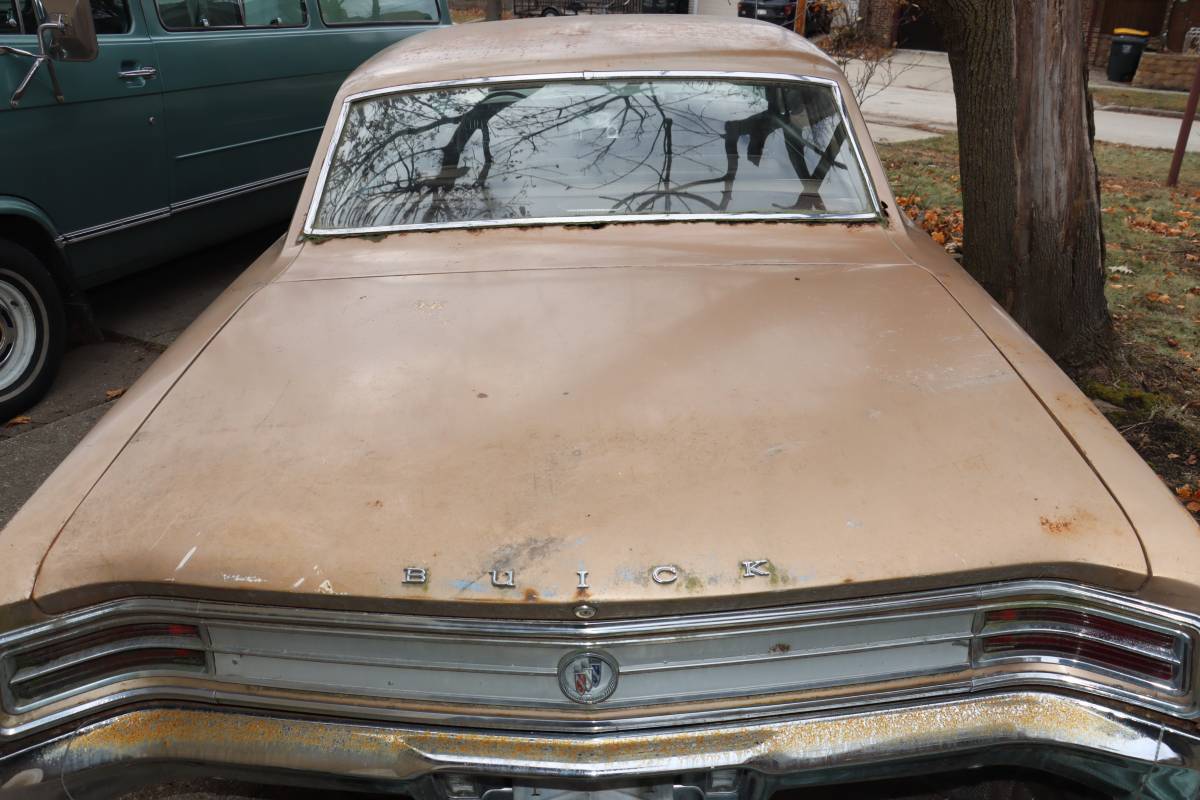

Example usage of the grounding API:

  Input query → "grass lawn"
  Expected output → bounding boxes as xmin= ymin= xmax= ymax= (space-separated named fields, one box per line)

xmin=878 ymin=134 xmax=1200 ymax=519
xmin=1091 ymin=86 xmax=1195 ymax=116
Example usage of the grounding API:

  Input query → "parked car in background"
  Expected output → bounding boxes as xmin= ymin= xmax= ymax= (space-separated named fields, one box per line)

xmin=512 ymin=0 xmax=637 ymax=17
xmin=3 ymin=14 xmax=1200 ymax=800
xmin=0 ymin=0 xmax=449 ymax=419
xmin=735 ymin=0 xmax=829 ymax=32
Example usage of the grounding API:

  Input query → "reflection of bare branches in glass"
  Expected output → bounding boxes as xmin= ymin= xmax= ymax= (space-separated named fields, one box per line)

xmin=315 ymin=79 xmax=871 ymax=231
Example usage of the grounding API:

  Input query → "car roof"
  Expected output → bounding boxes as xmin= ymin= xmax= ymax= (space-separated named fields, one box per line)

xmin=340 ymin=16 xmax=843 ymax=97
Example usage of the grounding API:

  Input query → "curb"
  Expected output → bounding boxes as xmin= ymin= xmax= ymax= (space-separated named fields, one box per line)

xmin=1096 ymin=104 xmax=1194 ymax=120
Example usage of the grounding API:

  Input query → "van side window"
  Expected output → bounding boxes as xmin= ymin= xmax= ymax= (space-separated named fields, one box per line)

xmin=157 ymin=0 xmax=306 ymax=29
xmin=318 ymin=0 xmax=437 ymax=25
xmin=1 ymin=0 xmax=36 ymax=34
xmin=244 ymin=0 xmax=306 ymax=26
xmin=1 ymin=0 xmax=127 ymax=34
xmin=92 ymin=0 xmax=132 ymax=33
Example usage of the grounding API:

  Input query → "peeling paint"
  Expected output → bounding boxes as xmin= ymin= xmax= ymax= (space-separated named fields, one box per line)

xmin=221 ymin=574 xmax=265 ymax=584
xmin=174 ymin=546 xmax=198 ymax=572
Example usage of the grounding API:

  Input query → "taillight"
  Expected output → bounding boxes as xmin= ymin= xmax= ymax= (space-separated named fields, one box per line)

xmin=6 ymin=623 xmax=206 ymax=706
xmin=975 ymin=606 xmax=1187 ymax=689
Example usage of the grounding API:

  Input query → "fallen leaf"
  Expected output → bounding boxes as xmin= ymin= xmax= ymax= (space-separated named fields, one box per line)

xmin=3 ymin=415 xmax=31 ymax=428
xmin=1167 ymin=337 xmax=1181 ymax=348
xmin=1177 ymin=485 xmax=1195 ymax=499
xmin=1188 ymin=501 xmax=1200 ymax=513
xmin=104 ymin=388 xmax=126 ymax=401
xmin=1168 ymin=453 xmax=1181 ymax=459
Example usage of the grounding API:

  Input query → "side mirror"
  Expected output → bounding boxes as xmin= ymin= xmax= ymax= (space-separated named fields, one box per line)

xmin=35 ymin=0 xmax=98 ymax=61
xmin=0 ymin=0 xmax=95 ymax=106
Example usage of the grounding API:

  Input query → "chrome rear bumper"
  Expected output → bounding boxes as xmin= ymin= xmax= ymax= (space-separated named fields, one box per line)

xmin=2 ymin=690 xmax=1199 ymax=799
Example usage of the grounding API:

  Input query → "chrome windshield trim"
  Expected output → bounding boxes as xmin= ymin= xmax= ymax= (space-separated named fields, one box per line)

xmin=301 ymin=70 xmax=885 ymax=238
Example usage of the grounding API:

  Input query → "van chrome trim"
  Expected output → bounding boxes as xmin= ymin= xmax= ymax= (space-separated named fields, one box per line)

xmin=302 ymin=71 xmax=886 ymax=238
xmin=60 ymin=169 xmax=308 ymax=243
xmin=0 ymin=580 xmax=1197 ymax=742
xmin=176 ymin=126 xmax=325 ymax=161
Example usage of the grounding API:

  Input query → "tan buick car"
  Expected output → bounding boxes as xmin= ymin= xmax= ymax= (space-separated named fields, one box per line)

xmin=3 ymin=15 xmax=1200 ymax=800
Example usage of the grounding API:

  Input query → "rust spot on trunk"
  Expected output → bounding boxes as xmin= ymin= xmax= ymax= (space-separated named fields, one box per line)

xmin=523 ymin=588 xmax=540 ymax=602
xmin=1040 ymin=515 xmax=1075 ymax=535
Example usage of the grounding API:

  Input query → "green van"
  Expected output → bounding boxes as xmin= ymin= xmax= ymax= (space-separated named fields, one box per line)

xmin=0 ymin=0 xmax=449 ymax=418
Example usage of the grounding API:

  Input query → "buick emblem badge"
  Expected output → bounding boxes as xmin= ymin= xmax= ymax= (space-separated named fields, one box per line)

xmin=557 ymin=650 xmax=619 ymax=704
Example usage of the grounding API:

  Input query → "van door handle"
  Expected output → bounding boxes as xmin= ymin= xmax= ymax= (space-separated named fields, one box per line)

xmin=117 ymin=65 xmax=157 ymax=80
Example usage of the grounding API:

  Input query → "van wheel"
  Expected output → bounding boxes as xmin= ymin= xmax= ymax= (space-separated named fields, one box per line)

xmin=540 ymin=7 xmax=560 ymax=14
xmin=0 ymin=240 xmax=65 ymax=422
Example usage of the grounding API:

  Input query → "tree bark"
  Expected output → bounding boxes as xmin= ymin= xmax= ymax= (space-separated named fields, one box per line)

xmin=484 ymin=0 xmax=503 ymax=19
xmin=928 ymin=0 xmax=1112 ymax=369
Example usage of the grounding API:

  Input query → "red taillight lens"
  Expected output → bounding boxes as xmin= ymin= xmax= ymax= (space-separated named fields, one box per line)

xmin=11 ymin=648 xmax=207 ymax=703
xmin=977 ymin=606 xmax=1185 ymax=687
xmin=8 ymin=622 xmax=206 ymax=706
xmin=980 ymin=633 xmax=1176 ymax=681
xmin=12 ymin=623 xmax=201 ymax=671
xmin=984 ymin=608 xmax=1177 ymax=650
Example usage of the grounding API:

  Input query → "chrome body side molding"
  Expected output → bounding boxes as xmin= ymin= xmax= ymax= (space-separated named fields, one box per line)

xmin=59 ymin=169 xmax=308 ymax=244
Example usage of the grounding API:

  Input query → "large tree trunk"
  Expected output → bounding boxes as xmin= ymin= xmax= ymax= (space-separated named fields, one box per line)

xmin=928 ymin=0 xmax=1112 ymax=369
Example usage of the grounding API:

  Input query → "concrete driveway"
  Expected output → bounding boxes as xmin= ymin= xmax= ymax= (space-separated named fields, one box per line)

xmin=850 ymin=49 xmax=1200 ymax=152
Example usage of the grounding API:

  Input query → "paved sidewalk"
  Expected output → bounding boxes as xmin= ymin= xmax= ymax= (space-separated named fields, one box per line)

xmin=847 ymin=49 xmax=1200 ymax=152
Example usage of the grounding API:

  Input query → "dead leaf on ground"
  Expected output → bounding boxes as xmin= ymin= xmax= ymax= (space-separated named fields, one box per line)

xmin=3 ymin=415 xmax=31 ymax=428
xmin=104 ymin=388 xmax=126 ymax=401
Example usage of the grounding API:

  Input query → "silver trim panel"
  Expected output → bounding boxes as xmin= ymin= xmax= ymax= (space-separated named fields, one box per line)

xmin=302 ymin=71 xmax=886 ymax=238
xmin=0 ymin=580 xmax=1197 ymax=744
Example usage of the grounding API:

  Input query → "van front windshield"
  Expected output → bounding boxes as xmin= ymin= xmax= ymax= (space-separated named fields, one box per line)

xmin=311 ymin=77 xmax=876 ymax=233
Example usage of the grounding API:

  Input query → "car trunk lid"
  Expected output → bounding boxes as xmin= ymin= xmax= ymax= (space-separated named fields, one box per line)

xmin=34 ymin=224 xmax=1147 ymax=618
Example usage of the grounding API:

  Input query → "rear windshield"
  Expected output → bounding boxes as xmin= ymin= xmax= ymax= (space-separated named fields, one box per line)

xmin=310 ymin=78 xmax=876 ymax=233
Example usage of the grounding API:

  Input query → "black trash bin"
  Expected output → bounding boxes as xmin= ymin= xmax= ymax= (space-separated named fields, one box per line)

xmin=1107 ymin=28 xmax=1150 ymax=83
